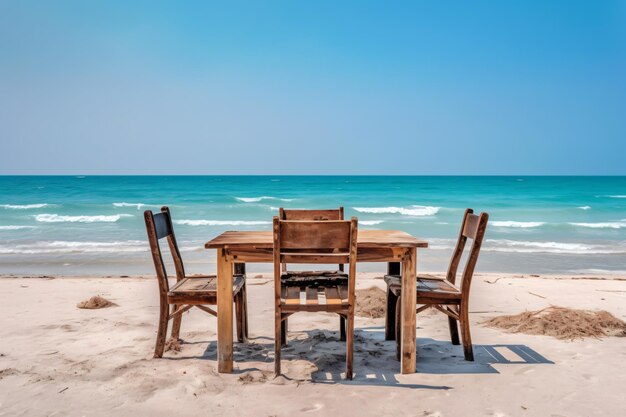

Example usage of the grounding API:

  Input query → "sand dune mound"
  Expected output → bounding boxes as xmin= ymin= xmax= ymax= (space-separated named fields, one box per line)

xmin=484 ymin=306 xmax=626 ymax=340
xmin=355 ymin=287 xmax=386 ymax=318
xmin=76 ymin=295 xmax=116 ymax=309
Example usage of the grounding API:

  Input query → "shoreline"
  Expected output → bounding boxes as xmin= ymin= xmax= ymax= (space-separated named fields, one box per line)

xmin=2 ymin=271 xmax=625 ymax=280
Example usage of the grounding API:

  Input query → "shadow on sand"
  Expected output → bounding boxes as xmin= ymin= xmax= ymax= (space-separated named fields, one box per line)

xmin=164 ymin=325 xmax=552 ymax=389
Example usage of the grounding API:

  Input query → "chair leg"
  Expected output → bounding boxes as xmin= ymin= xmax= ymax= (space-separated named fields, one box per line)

xmin=340 ymin=316 xmax=346 ymax=341
xmin=395 ymin=295 xmax=401 ymax=361
xmin=275 ymin=312 xmax=282 ymax=377
xmin=154 ymin=300 xmax=169 ymax=358
xmin=234 ymin=263 xmax=249 ymax=339
xmin=385 ymin=286 xmax=397 ymax=340
xmin=243 ymin=281 xmax=249 ymax=339
xmin=345 ymin=311 xmax=354 ymax=380
xmin=171 ymin=304 xmax=182 ymax=340
xmin=459 ymin=300 xmax=474 ymax=361
xmin=448 ymin=310 xmax=460 ymax=345
xmin=281 ymin=318 xmax=288 ymax=346
xmin=235 ymin=291 xmax=245 ymax=343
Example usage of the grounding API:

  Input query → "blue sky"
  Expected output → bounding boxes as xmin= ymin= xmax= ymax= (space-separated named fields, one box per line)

xmin=1 ymin=1 xmax=625 ymax=174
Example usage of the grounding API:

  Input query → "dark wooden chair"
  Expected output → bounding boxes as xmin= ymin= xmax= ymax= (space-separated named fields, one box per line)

xmin=144 ymin=206 xmax=248 ymax=358
xmin=384 ymin=208 xmax=488 ymax=361
xmin=279 ymin=207 xmax=347 ymax=343
xmin=273 ymin=216 xmax=358 ymax=379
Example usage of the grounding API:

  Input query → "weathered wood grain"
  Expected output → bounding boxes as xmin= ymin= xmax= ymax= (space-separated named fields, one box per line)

xmin=384 ymin=209 xmax=489 ymax=363
xmin=144 ymin=207 xmax=247 ymax=360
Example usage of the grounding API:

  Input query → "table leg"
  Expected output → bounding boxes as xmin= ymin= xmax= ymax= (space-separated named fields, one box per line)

xmin=400 ymin=247 xmax=417 ymax=374
xmin=217 ymin=248 xmax=233 ymax=373
xmin=385 ymin=262 xmax=401 ymax=340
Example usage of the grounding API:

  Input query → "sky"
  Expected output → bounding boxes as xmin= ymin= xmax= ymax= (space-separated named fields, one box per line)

xmin=1 ymin=1 xmax=625 ymax=175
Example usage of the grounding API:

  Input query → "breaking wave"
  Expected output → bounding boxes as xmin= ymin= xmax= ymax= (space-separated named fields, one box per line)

xmin=485 ymin=239 xmax=626 ymax=254
xmin=174 ymin=219 xmax=271 ymax=226
xmin=360 ymin=220 xmax=384 ymax=226
xmin=428 ymin=238 xmax=626 ymax=254
xmin=2 ymin=204 xmax=50 ymax=209
xmin=491 ymin=221 xmax=546 ymax=228
xmin=34 ymin=214 xmax=133 ymax=223
xmin=235 ymin=196 xmax=294 ymax=203
xmin=113 ymin=202 xmax=146 ymax=210
xmin=569 ymin=221 xmax=626 ymax=229
xmin=0 ymin=240 xmax=147 ymax=254
xmin=353 ymin=206 xmax=440 ymax=216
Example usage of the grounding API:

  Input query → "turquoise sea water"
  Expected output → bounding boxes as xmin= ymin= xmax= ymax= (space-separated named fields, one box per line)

xmin=0 ymin=176 xmax=625 ymax=276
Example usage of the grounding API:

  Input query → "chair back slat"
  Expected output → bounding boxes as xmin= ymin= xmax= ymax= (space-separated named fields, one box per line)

xmin=279 ymin=220 xmax=352 ymax=251
xmin=279 ymin=207 xmax=345 ymax=272
xmin=446 ymin=209 xmax=489 ymax=294
xmin=459 ymin=212 xmax=489 ymax=296
xmin=152 ymin=212 xmax=173 ymax=239
xmin=280 ymin=207 xmax=344 ymax=221
xmin=462 ymin=214 xmax=481 ymax=239
xmin=281 ymin=253 xmax=351 ymax=264
xmin=144 ymin=207 xmax=187 ymax=294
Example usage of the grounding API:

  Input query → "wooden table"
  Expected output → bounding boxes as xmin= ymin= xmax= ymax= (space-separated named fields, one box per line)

xmin=205 ymin=230 xmax=428 ymax=374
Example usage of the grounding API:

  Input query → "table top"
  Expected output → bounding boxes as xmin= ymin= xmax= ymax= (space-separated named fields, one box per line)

xmin=205 ymin=230 xmax=428 ymax=249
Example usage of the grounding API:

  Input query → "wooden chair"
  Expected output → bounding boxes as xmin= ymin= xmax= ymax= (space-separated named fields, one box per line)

xmin=144 ymin=206 xmax=248 ymax=358
xmin=273 ymin=216 xmax=358 ymax=379
xmin=384 ymin=209 xmax=488 ymax=361
xmin=279 ymin=207 xmax=347 ymax=343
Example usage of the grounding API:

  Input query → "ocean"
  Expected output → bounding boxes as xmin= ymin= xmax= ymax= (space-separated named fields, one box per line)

xmin=1 ymin=176 xmax=625 ymax=276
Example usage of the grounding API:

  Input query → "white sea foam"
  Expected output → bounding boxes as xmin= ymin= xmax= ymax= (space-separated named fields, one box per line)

xmin=606 ymin=195 xmax=626 ymax=198
xmin=360 ymin=220 xmax=384 ymax=226
xmin=427 ymin=238 xmax=626 ymax=254
xmin=426 ymin=238 xmax=457 ymax=250
xmin=484 ymin=239 xmax=626 ymax=254
xmin=577 ymin=206 xmax=591 ymax=210
xmin=569 ymin=221 xmax=626 ymax=229
xmin=491 ymin=221 xmax=546 ymax=228
xmin=235 ymin=196 xmax=294 ymax=203
xmin=569 ymin=268 xmax=626 ymax=275
xmin=1 ymin=204 xmax=49 ymax=209
xmin=34 ymin=214 xmax=133 ymax=223
xmin=353 ymin=206 xmax=440 ymax=216
xmin=175 ymin=220 xmax=271 ymax=226
xmin=0 ymin=240 xmax=146 ymax=254
xmin=113 ymin=202 xmax=146 ymax=210
xmin=0 ymin=225 xmax=37 ymax=230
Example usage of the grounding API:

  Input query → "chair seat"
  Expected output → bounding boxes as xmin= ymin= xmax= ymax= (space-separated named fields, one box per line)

xmin=385 ymin=274 xmax=462 ymax=301
xmin=167 ymin=274 xmax=245 ymax=304
xmin=281 ymin=270 xmax=348 ymax=287
xmin=280 ymin=283 xmax=349 ymax=312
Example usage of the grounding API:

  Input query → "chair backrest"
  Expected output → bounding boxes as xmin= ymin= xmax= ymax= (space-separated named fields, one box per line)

xmin=144 ymin=206 xmax=186 ymax=295
xmin=279 ymin=207 xmax=345 ymax=271
xmin=279 ymin=207 xmax=344 ymax=221
xmin=273 ymin=217 xmax=358 ymax=304
xmin=446 ymin=208 xmax=489 ymax=296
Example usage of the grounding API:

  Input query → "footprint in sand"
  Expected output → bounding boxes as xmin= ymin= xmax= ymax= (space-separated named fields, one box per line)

xmin=300 ymin=403 xmax=324 ymax=412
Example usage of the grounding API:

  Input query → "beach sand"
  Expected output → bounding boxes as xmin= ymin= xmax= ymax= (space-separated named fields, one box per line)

xmin=1 ymin=272 xmax=625 ymax=416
